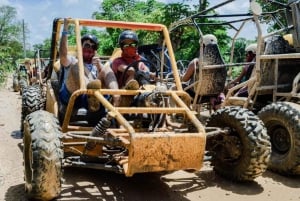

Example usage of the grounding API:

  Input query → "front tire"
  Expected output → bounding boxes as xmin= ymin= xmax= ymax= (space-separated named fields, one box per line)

xmin=206 ymin=106 xmax=271 ymax=181
xmin=23 ymin=110 xmax=63 ymax=200
xmin=258 ymin=102 xmax=300 ymax=175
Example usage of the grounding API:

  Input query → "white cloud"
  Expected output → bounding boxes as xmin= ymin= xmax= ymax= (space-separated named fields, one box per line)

xmin=63 ymin=0 xmax=80 ymax=5
xmin=209 ymin=0 xmax=266 ymax=40
xmin=212 ymin=0 xmax=249 ymax=13
xmin=0 ymin=0 xmax=9 ymax=5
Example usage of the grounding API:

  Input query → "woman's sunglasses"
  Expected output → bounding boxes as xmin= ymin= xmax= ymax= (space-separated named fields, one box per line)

xmin=122 ymin=43 xmax=137 ymax=48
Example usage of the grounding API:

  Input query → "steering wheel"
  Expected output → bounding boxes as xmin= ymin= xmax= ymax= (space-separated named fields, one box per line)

xmin=122 ymin=59 xmax=158 ymax=86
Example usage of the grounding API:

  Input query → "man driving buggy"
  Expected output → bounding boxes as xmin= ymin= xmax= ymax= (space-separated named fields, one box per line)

xmin=111 ymin=30 xmax=157 ymax=106
xmin=111 ymin=30 xmax=157 ymax=89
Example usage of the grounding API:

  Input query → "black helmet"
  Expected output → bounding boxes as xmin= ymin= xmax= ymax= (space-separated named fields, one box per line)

xmin=118 ymin=30 xmax=139 ymax=46
xmin=81 ymin=34 xmax=99 ymax=50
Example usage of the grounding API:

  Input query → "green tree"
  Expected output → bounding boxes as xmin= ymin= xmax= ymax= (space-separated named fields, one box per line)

xmin=91 ymin=0 xmax=227 ymax=61
xmin=0 ymin=6 xmax=22 ymax=45
xmin=257 ymin=0 xmax=288 ymax=32
xmin=0 ymin=5 xmax=25 ymax=83
xmin=167 ymin=1 xmax=231 ymax=61
xmin=91 ymin=0 xmax=166 ymax=55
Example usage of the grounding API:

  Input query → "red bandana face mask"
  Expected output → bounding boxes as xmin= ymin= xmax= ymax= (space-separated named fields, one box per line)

xmin=123 ymin=46 xmax=137 ymax=57
xmin=82 ymin=48 xmax=95 ymax=63
xmin=121 ymin=46 xmax=140 ymax=64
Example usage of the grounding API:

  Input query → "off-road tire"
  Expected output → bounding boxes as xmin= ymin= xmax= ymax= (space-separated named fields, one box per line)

xmin=12 ymin=74 xmax=20 ymax=92
xmin=21 ymin=85 xmax=45 ymax=133
xmin=39 ymin=84 xmax=47 ymax=109
xmin=258 ymin=102 xmax=300 ymax=175
xmin=19 ymin=78 xmax=28 ymax=95
xmin=23 ymin=110 xmax=63 ymax=200
xmin=206 ymin=106 xmax=271 ymax=181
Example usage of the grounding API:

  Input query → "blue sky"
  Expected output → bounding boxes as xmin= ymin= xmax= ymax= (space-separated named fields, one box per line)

xmin=0 ymin=0 xmax=261 ymax=48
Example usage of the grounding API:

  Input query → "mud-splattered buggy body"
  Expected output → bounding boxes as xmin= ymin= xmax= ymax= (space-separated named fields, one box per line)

xmin=22 ymin=11 xmax=274 ymax=199
xmin=22 ymin=18 xmax=207 ymax=200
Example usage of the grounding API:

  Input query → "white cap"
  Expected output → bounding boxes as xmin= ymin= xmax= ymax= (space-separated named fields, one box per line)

xmin=202 ymin=34 xmax=218 ymax=46
xmin=245 ymin=43 xmax=257 ymax=54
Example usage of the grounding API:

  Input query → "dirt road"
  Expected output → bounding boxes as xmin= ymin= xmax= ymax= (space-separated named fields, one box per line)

xmin=0 ymin=75 xmax=299 ymax=201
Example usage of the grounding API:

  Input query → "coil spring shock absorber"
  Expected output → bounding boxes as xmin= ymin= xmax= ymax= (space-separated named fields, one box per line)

xmin=85 ymin=117 xmax=111 ymax=151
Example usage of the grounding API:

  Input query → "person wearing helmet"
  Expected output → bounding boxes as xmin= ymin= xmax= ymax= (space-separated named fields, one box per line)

xmin=59 ymin=18 xmax=120 ymax=121
xmin=111 ymin=30 xmax=155 ymax=89
xmin=60 ymin=32 xmax=100 ymax=81
xmin=226 ymin=43 xmax=257 ymax=91
xmin=178 ymin=34 xmax=225 ymax=110
xmin=111 ymin=30 xmax=157 ymax=106
xmin=181 ymin=34 xmax=218 ymax=84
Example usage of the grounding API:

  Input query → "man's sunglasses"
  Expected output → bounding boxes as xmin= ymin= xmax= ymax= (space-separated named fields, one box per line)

xmin=83 ymin=43 xmax=97 ymax=50
xmin=122 ymin=43 xmax=137 ymax=48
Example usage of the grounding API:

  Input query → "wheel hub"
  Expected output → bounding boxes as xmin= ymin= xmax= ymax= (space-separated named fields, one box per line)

xmin=271 ymin=126 xmax=290 ymax=154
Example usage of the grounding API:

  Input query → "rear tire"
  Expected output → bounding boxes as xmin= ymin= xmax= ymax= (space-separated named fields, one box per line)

xmin=19 ymin=78 xmax=28 ymax=95
xmin=21 ymin=85 xmax=44 ymax=133
xmin=12 ymin=74 xmax=20 ymax=92
xmin=206 ymin=106 xmax=271 ymax=181
xmin=258 ymin=102 xmax=300 ymax=175
xmin=23 ymin=110 xmax=63 ymax=200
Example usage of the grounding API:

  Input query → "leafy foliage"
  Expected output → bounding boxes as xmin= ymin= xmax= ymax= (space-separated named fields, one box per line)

xmin=0 ymin=5 xmax=25 ymax=83
xmin=257 ymin=0 xmax=288 ymax=32
xmin=91 ymin=0 xmax=231 ymax=62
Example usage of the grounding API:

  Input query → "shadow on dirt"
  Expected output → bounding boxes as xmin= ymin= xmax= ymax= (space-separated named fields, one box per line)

xmin=262 ymin=170 xmax=300 ymax=188
xmin=161 ymin=167 xmax=263 ymax=197
xmin=11 ymin=130 xmax=22 ymax=139
xmin=58 ymin=167 xmax=190 ymax=201
xmin=5 ymin=166 xmax=300 ymax=200
xmin=5 ymin=184 xmax=27 ymax=201
xmin=17 ymin=142 xmax=23 ymax=153
xmin=4 ymin=170 xmax=188 ymax=201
